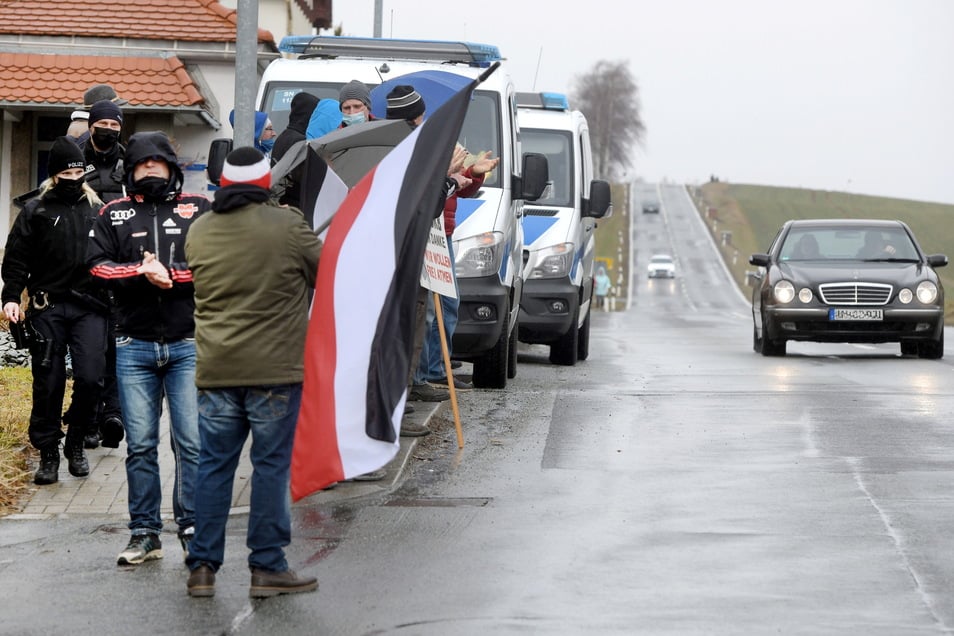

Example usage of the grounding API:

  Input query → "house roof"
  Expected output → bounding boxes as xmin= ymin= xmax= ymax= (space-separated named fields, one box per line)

xmin=0 ymin=0 xmax=274 ymax=43
xmin=0 ymin=53 xmax=204 ymax=108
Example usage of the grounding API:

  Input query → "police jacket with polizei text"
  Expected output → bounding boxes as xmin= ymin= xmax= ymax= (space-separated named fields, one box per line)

xmin=87 ymin=192 xmax=211 ymax=342
xmin=80 ymin=141 xmax=125 ymax=203
xmin=1 ymin=189 xmax=104 ymax=307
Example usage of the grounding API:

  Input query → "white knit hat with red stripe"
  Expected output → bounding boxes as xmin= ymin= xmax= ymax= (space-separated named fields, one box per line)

xmin=220 ymin=146 xmax=271 ymax=189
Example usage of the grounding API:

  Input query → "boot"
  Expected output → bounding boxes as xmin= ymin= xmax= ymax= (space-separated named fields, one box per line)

xmin=64 ymin=434 xmax=90 ymax=477
xmin=34 ymin=446 xmax=60 ymax=485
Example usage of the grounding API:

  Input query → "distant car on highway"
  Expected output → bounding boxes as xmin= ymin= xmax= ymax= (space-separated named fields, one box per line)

xmin=647 ymin=253 xmax=676 ymax=278
xmin=641 ymin=195 xmax=660 ymax=214
xmin=748 ymin=219 xmax=948 ymax=358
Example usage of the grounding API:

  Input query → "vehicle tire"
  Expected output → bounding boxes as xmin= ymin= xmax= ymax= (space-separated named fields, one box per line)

xmin=917 ymin=330 xmax=944 ymax=360
xmin=507 ymin=313 xmax=518 ymax=379
xmin=550 ymin=304 xmax=580 ymax=366
xmin=472 ymin=310 xmax=509 ymax=389
xmin=900 ymin=341 xmax=918 ymax=356
xmin=752 ymin=324 xmax=763 ymax=353
xmin=759 ymin=310 xmax=786 ymax=356
xmin=577 ymin=307 xmax=591 ymax=361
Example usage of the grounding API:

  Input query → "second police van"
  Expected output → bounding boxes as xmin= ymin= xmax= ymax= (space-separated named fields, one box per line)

xmin=246 ymin=36 xmax=548 ymax=388
xmin=516 ymin=92 xmax=611 ymax=365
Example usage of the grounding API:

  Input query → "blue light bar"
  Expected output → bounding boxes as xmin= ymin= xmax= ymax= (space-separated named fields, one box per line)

xmin=516 ymin=91 xmax=570 ymax=110
xmin=278 ymin=35 xmax=502 ymax=66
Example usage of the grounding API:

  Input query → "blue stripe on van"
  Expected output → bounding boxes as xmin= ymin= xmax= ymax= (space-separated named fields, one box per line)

xmin=521 ymin=216 xmax=559 ymax=247
xmin=454 ymin=198 xmax=485 ymax=226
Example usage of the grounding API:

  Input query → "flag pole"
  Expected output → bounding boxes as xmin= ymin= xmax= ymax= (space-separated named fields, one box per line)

xmin=433 ymin=291 xmax=464 ymax=448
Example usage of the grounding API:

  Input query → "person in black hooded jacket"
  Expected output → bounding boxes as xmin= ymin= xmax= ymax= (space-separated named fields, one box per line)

xmin=1 ymin=137 xmax=109 ymax=486
xmin=88 ymin=131 xmax=211 ymax=567
xmin=270 ymin=91 xmax=320 ymax=208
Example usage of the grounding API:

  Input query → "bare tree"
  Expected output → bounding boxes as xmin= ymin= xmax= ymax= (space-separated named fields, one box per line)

xmin=571 ymin=60 xmax=645 ymax=181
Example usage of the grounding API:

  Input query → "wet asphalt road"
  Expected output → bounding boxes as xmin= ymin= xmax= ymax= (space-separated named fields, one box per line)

xmin=2 ymin=184 xmax=954 ymax=635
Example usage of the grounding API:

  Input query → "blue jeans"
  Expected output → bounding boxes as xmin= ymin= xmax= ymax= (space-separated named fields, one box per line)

xmin=187 ymin=384 xmax=301 ymax=573
xmin=415 ymin=239 xmax=458 ymax=382
xmin=115 ymin=337 xmax=199 ymax=535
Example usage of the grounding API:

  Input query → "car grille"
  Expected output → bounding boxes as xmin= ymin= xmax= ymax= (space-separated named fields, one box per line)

xmin=818 ymin=282 xmax=892 ymax=305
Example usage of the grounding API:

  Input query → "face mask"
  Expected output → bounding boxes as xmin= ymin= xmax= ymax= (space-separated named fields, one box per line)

xmin=53 ymin=177 xmax=85 ymax=200
xmin=342 ymin=112 xmax=366 ymax=126
xmin=132 ymin=176 xmax=170 ymax=199
xmin=258 ymin=137 xmax=275 ymax=153
xmin=91 ymin=128 xmax=120 ymax=150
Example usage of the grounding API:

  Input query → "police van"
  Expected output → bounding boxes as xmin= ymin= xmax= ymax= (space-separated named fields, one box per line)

xmin=515 ymin=92 xmax=611 ymax=366
xmin=227 ymin=35 xmax=547 ymax=389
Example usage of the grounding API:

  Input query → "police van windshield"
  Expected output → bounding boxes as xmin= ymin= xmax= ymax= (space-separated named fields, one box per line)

xmin=260 ymin=84 xmax=501 ymax=188
xmin=520 ymin=128 xmax=573 ymax=207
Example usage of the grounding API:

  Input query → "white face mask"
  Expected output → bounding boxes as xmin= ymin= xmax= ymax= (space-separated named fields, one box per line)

xmin=342 ymin=112 xmax=366 ymax=126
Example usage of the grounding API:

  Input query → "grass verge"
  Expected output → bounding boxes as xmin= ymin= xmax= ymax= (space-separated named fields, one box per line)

xmin=0 ymin=365 xmax=34 ymax=516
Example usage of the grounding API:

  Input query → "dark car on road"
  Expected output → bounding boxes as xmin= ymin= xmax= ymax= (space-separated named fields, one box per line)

xmin=748 ymin=219 xmax=948 ymax=358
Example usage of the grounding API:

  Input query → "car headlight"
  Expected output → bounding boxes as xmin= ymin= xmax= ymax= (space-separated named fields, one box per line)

xmin=455 ymin=231 xmax=505 ymax=278
xmin=773 ymin=280 xmax=795 ymax=304
xmin=797 ymin=287 xmax=813 ymax=303
xmin=916 ymin=281 xmax=939 ymax=304
xmin=898 ymin=288 xmax=913 ymax=304
xmin=527 ymin=242 xmax=574 ymax=279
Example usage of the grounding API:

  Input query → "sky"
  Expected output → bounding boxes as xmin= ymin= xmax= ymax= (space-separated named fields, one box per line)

xmin=324 ymin=0 xmax=954 ymax=204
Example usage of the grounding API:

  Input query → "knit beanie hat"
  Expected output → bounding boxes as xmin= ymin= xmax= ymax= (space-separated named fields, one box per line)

xmin=83 ymin=83 xmax=127 ymax=107
xmin=47 ymin=136 xmax=86 ymax=176
xmin=339 ymin=79 xmax=372 ymax=109
xmin=220 ymin=146 xmax=271 ymax=190
xmin=386 ymin=85 xmax=425 ymax=121
xmin=89 ymin=100 xmax=123 ymax=126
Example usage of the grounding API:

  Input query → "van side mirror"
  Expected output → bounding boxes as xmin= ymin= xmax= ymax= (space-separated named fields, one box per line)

xmin=206 ymin=138 xmax=233 ymax=186
xmin=516 ymin=152 xmax=549 ymax=201
xmin=584 ymin=179 xmax=612 ymax=219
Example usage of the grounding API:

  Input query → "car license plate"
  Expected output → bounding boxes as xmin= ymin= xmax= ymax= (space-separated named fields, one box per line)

xmin=829 ymin=308 xmax=883 ymax=321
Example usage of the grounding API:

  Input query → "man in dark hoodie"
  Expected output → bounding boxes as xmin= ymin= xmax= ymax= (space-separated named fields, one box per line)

xmin=88 ymin=131 xmax=211 ymax=567
xmin=184 ymin=147 xmax=320 ymax=598
xmin=271 ymin=91 xmax=320 ymax=209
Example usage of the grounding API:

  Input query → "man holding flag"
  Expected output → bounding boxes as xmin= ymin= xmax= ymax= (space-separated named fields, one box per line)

xmin=290 ymin=71 xmax=490 ymax=499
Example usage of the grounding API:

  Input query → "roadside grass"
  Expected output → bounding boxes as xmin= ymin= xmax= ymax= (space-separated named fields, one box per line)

xmin=689 ymin=182 xmax=954 ymax=318
xmin=0 ymin=363 xmax=34 ymax=516
xmin=592 ymin=183 xmax=631 ymax=308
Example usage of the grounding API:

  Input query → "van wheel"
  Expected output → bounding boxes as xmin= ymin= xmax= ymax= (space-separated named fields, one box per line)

xmin=550 ymin=305 xmax=579 ymax=366
xmin=507 ymin=313 xmax=518 ymax=379
xmin=473 ymin=311 xmax=509 ymax=389
xmin=577 ymin=307 xmax=591 ymax=361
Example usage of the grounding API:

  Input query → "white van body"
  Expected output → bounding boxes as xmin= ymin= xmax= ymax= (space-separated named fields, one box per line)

xmin=254 ymin=36 xmax=544 ymax=388
xmin=516 ymin=92 xmax=611 ymax=366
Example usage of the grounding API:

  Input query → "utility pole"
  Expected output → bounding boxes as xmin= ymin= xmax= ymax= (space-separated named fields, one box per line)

xmin=234 ymin=0 xmax=259 ymax=148
xmin=373 ymin=0 xmax=382 ymax=37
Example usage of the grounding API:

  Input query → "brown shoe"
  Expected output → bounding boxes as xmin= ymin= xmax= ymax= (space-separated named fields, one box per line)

xmin=249 ymin=568 xmax=318 ymax=598
xmin=400 ymin=420 xmax=430 ymax=437
xmin=187 ymin=564 xmax=216 ymax=598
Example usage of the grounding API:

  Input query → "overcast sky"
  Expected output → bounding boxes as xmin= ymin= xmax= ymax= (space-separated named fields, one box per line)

xmin=325 ymin=0 xmax=953 ymax=204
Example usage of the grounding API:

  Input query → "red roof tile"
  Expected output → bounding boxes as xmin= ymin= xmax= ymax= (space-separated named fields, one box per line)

xmin=0 ymin=0 xmax=274 ymax=43
xmin=0 ymin=53 xmax=205 ymax=107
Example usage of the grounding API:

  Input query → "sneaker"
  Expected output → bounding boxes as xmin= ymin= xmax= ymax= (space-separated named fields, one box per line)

xmin=63 ymin=438 xmax=90 ymax=477
xmin=408 ymin=382 xmax=449 ymax=402
xmin=187 ymin=564 xmax=216 ymax=598
xmin=117 ymin=533 xmax=163 ymax=565
xmin=400 ymin=420 xmax=430 ymax=437
xmin=83 ymin=430 xmax=101 ymax=449
xmin=451 ymin=360 xmax=463 ymax=370
xmin=100 ymin=415 xmax=124 ymax=449
xmin=34 ymin=446 xmax=60 ymax=485
xmin=249 ymin=568 xmax=318 ymax=598
xmin=430 ymin=376 xmax=473 ymax=391
xmin=348 ymin=469 xmax=386 ymax=482
xmin=178 ymin=526 xmax=195 ymax=562
xmin=404 ymin=403 xmax=415 ymax=415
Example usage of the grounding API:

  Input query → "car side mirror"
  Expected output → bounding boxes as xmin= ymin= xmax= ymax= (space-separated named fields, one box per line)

xmin=927 ymin=254 xmax=949 ymax=268
xmin=516 ymin=152 xmax=549 ymax=201
xmin=584 ymin=179 xmax=612 ymax=219
xmin=206 ymin=138 xmax=233 ymax=186
xmin=749 ymin=253 xmax=770 ymax=267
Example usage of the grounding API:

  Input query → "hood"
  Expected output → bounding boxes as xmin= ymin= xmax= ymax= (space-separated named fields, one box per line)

xmin=287 ymin=92 xmax=320 ymax=133
xmin=306 ymin=100 xmax=343 ymax=140
xmin=123 ymin=131 xmax=183 ymax=195
xmin=229 ymin=110 xmax=269 ymax=141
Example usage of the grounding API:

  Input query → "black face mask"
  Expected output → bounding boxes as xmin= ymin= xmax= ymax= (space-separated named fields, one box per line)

xmin=132 ymin=176 xmax=170 ymax=200
xmin=53 ymin=177 xmax=85 ymax=200
xmin=91 ymin=128 xmax=120 ymax=151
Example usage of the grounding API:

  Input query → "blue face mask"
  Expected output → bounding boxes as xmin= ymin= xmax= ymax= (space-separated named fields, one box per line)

xmin=258 ymin=137 xmax=275 ymax=153
xmin=342 ymin=112 xmax=366 ymax=126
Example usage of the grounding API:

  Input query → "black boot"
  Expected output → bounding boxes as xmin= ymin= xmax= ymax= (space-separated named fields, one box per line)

xmin=34 ymin=446 xmax=60 ymax=485
xmin=64 ymin=434 xmax=90 ymax=477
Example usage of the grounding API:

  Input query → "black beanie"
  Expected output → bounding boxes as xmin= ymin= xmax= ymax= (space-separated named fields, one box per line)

xmin=89 ymin=99 xmax=123 ymax=126
xmin=386 ymin=85 xmax=425 ymax=121
xmin=48 ymin=136 xmax=86 ymax=176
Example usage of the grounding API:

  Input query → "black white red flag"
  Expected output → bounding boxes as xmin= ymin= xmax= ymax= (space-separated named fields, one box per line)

xmin=290 ymin=77 xmax=478 ymax=500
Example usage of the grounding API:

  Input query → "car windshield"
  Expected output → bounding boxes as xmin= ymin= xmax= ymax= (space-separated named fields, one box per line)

xmin=650 ymin=255 xmax=673 ymax=264
xmin=779 ymin=227 xmax=919 ymax=261
xmin=521 ymin=128 xmax=573 ymax=207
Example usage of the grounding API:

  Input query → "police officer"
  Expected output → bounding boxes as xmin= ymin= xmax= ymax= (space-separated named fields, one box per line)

xmin=1 ymin=137 xmax=109 ymax=485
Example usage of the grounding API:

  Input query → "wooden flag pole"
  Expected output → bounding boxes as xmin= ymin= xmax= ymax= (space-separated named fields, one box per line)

xmin=433 ymin=291 xmax=464 ymax=448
